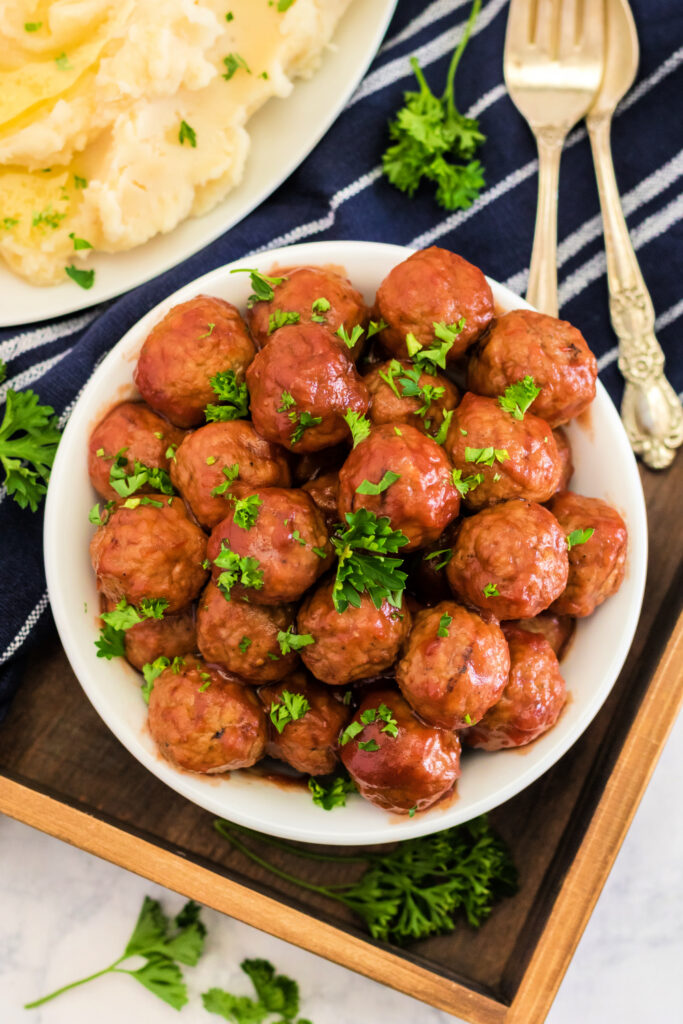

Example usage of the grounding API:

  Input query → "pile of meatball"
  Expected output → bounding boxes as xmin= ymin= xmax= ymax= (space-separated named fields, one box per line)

xmin=88 ymin=246 xmax=628 ymax=816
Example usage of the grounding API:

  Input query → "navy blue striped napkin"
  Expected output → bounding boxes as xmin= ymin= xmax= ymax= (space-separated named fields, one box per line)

xmin=1 ymin=0 xmax=681 ymax=719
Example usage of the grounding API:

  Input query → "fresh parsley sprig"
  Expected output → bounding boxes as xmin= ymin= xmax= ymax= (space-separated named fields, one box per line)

xmin=382 ymin=0 xmax=485 ymax=211
xmin=269 ymin=690 xmax=311 ymax=733
xmin=205 ymin=370 xmax=249 ymax=422
xmin=95 ymin=598 xmax=169 ymax=660
xmin=277 ymin=627 xmax=315 ymax=655
xmin=25 ymin=897 xmax=206 ymax=1010
xmin=308 ymin=769 xmax=356 ymax=810
xmin=465 ymin=446 xmax=509 ymax=468
xmin=355 ymin=470 xmax=400 ymax=495
xmin=343 ymin=409 xmax=371 ymax=448
xmin=498 ymin=376 xmax=541 ymax=420
xmin=108 ymin=450 xmax=174 ymax=498
xmin=567 ymin=527 xmax=595 ymax=550
xmin=451 ymin=468 xmax=484 ymax=497
xmin=0 ymin=389 xmax=61 ymax=511
xmin=214 ymin=541 xmax=264 ymax=599
xmin=230 ymin=267 xmax=286 ymax=307
xmin=214 ymin=814 xmax=517 ymax=945
xmin=203 ymin=957 xmax=310 ymax=1024
xmin=331 ymin=509 xmax=409 ymax=613
xmin=232 ymin=493 xmax=262 ymax=529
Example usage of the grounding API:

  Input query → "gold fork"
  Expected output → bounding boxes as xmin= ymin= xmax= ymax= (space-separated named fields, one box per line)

xmin=504 ymin=0 xmax=605 ymax=316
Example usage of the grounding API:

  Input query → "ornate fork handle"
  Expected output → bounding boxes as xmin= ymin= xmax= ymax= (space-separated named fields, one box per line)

xmin=587 ymin=113 xmax=683 ymax=469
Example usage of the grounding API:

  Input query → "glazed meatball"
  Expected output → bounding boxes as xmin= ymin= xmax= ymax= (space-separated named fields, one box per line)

xmin=553 ymin=427 xmax=574 ymax=491
xmin=135 ymin=295 xmax=255 ymax=427
xmin=467 ymin=309 xmax=598 ymax=426
xmin=375 ymin=247 xmax=494 ymax=361
xmin=88 ymin=402 xmax=186 ymax=501
xmin=465 ymin=627 xmax=566 ymax=750
xmin=90 ymin=497 xmax=208 ymax=612
xmin=247 ymin=266 xmax=368 ymax=357
xmin=207 ymin=487 xmax=332 ymax=605
xmin=445 ymin=393 xmax=562 ymax=509
xmin=170 ymin=421 xmax=291 ymax=529
xmin=196 ymin=581 xmax=298 ymax=682
xmin=337 ymin=423 xmax=460 ymax=550
xmin=548 ymin=491 xmax=628 ymax=617
xmin=247 ymin=322 xmax=369 ymax=452
xmin=259 ymin=673 xmax=351 ymax=776
xmin=509 ymin=613 xmax=575 ymax=659
xmin=297 ymin=578 xmax=412 ymax=686
xmin=363 ymin=359 xmax=459 ymax=436
xmin=396 ymin=602 xmax=510 ymax=730
xmin=301 ymin=470 xmax=340 ymax=532
xmin=447 ymin=499 xmax=569 ymax=619
xmin=340 ymin=689 xmax=461 ymax=814
xmin=148 ymin=656 xmax=266 ymax=772
xmin=124 ymin=605 xmax=197 ymax=670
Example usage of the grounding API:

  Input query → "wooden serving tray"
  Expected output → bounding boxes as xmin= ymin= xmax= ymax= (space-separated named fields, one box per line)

xmin=1 ymin=456 xmax=682 ymax=1024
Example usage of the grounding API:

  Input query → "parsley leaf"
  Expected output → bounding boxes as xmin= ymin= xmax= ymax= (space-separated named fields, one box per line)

xmin=203 ymin=957 xmax=305 ymax=1023
xmin=269 ymin=690 xmax=311 ymax=733
xmin=431 ymin=407 xmax=455 ymax=445
xmin=109 ymin=451 xmax=174 ymax=497
xmin=141 ymin=656 xmax=171 ymax=702
xmin=355 ymin=470 xmax=400 ymax=495
xmin=0 ymin=389 xmax=61 ymax=511
xmin=223 ymin=53 xmax=251 ymax=80
xmin=268 ymin=309 xmax=300 ymax=334
xmin=205 ymin=370 xmax=249 ymax=422
xmin=378 ymin=359 xmax=402 ymax=398
xmin=381 ymin=0 xmax=485 ymax=212
xmin=68 ymin=232 xmax=92 ymax=250
xmin=498 ymin=376 xmax=541 ymax=420
xmin=65 ymin=265 xmax=95 ymax=289
xmin=211 ymin=463 xmax=240 ymax=497
xmin=335 ymin=323 xmax=364 ymax=350
xmin=437 ymin=613 xmax=452 ymax=637
xmin=567 ymin=527 xmax=595 ymax=550
xmin=25 ymin=896 xmax=205 ymax=1010
xmin=424 ymin=547 xmax=453 ymax=570
xmin=331 ymin=509 xmax=409 ymax=613
xmin=343 ymin=409 xmax=371 ymax=448
xmin=238 ymin=635 xmax=252 ymax=653
xmin=278 ymin=391 xmax=296 ymax=412
xmin=230 ymin=267 xmax=285 ymax=307
xmin=214 ymin=542 xmax=264 ymax=598
xmin=232 ymin=494 xmax=262 ymax=529
xmin=464 ymin=446 xmax=509 ymax=468
xmin=451 ymin=468 xmax=484 ymax=497
xmin=277 ymin=627 xmax=315 ymax=656
xmin=310 ymin=296 xmax=331 ymax=322
xmin=215 ymin=813 xmax=517 ymax=945
xmin=178 ymin=120 xmax=197 ymax=147
xmin=367 ymin=318 xmax=388 ymax=338
xmin=482 ymin=583 xmax=499 ymax=597
xmin=308 ymin=770 xmax=356 ymax=810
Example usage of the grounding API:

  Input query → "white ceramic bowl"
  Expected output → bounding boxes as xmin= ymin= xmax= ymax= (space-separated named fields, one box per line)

xmin=44 ymin=241 xmax=648 ymax=845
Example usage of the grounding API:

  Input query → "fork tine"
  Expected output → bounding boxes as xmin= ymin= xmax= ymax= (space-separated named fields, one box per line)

xmin=575 ymin=0 xmax=606 ymax=59
xmin=558 ymin=0 xmax=579 ymax=57
xmin=533 ymin=0 xmax=559 ymax=54
xmin=505 ymin=0 xmax=535 ymax=54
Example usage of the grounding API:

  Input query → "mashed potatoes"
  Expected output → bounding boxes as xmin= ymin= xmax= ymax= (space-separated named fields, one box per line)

xmin=0 ymin=0 xmax=351 ymax=285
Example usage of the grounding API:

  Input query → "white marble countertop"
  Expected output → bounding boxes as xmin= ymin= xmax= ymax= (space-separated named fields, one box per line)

xmin=1 ymin=709 xmax=681 ymax=1024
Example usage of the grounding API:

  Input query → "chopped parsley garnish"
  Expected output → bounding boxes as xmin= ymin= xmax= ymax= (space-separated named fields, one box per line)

xmin=199 ymin=323 xmax=215 ymax=340
xmin=0 ymin=389 xmax=61 ymax=511
xmin=407 ymin=323 xmax=462 ymax=373
xmin=89 ymin=500 xmax=115 ymax=526
xmin=277 ymin=390 xmax=296 ymax=411
xmin=359 ymin=703 xmax=399 ymax=738
xmin=432 ymin=408 xmax=455 ymax=445
xmin=95 ymin=599 xmax=168 ymax=660
xmin=331 ymin=508 xmax=409 ymax=613
xmin=498 ymin=376 xmax=541 ymax=420
xmin=355 ymin=470 xmax=400 ymax=495
xmin=68 ymin=232 xmax=92 ymax=250
xmin=141 ymin=656 xmax=172 ymax=702
xmin=109 ymin=451 xmax=174 ymax=497
xmin=238 ymin=636 xmax=252 ymax=653
xmin=2 ymin=217 xmax=19 ymax=230
xmin=232 ymin=493 xmax=262 ymax=529
xmin=464 ymin=713 xmax=473 ymax=725
xmin=276 ymin=627 xmax=315 ymax=655
xmin=308 ymin=770 xmax=356 ymax=810
xmin=65 ymin=265 xmax=95 ymax=289
xmin=312 ymin=545 xmax=327 ymax=559
xmin=277 ymin=0 xmax=296 ymax=10
xmin=434 ymin=318 xmax=466 ymax=346
xmin=359 ymin=739 xmax=380 ymax=752
xmin=178 ymin=120 xmax=197 ymax=147
xmin=268 ymin=309 xmax=300 ymax=334
xmin=396 ymin=364 xmax=445 ymax=414
xmin=73 ymin=174 xmax=87 ymax=189
xmin=24 ymin=22 xmax=42 ymax=31
xmin=343 ymin=409 xmax=371 ymax=448
xmin=437 ymin=613 xmax=452 ymax=637
xmin=465 ymin=446 xmax=509 ymax=468
xmin=205 ymin=370 xmax=249 ymax=422
xmin=225 ymin=11 xmax=234 ymax=21
xmin=210 ymin=463 xmax=240 ymax=497
xmin=198 ymin=673 xmax=212 ymax=692
xmin=25 ymin=896 xmax=206 ymax=1011
xmin=451 ymin=468 xmax=484 ymax=497
xmin=214 ymin=542 xmax=264 ymax=598
xmin=424 ymin=547 xmax=453 ymax=570
xmin=367 ymin=318 xmax=388 ymax=338
xmin=310 ymin=296 xmax=331 ymax=322
xmin=222 ymin=53 xmax=251 ymax=80
xmin=381 ymin=0 xmax=486 ymax=212
xmin=335 ymin=323 xmax=364 ymax=350
xmin=291 ymin=529 xmax=306 ymax=546
xmin=483 ymin=583 xmax=499 ymax=597
xmin=378 ymin=359 xmax=401 ymax=398
xmin=289 ymin=409 xmax=322 ymax=445
xmin=215 ymin=812 xmax=517 ymax=946
xmin=567 ymin=527 xmax=595 ymax=550
xmin=229 ymin=267 xmax=285 ymax=306
xmin=55 ymin=52 xmax=72 ymax=70
xmin=33 ymin=204 xmax=65 ymax=230
xmin=269 ymin=690 xmax=311 ymax=733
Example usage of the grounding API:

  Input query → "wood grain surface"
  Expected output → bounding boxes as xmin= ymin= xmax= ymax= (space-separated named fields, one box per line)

xmin=1 ymin=456 xmax=681 ymax=1023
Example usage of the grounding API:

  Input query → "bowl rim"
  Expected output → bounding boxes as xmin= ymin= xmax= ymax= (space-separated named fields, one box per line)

xmin=44 ymin=239 xmax=648 ymax=844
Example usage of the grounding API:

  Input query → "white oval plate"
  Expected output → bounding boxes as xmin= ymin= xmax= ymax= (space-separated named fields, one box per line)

xmin=44 ymin=240 xmax=648 ymax=845
xmin=0 ymin=1 xmax=397 ymax=328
